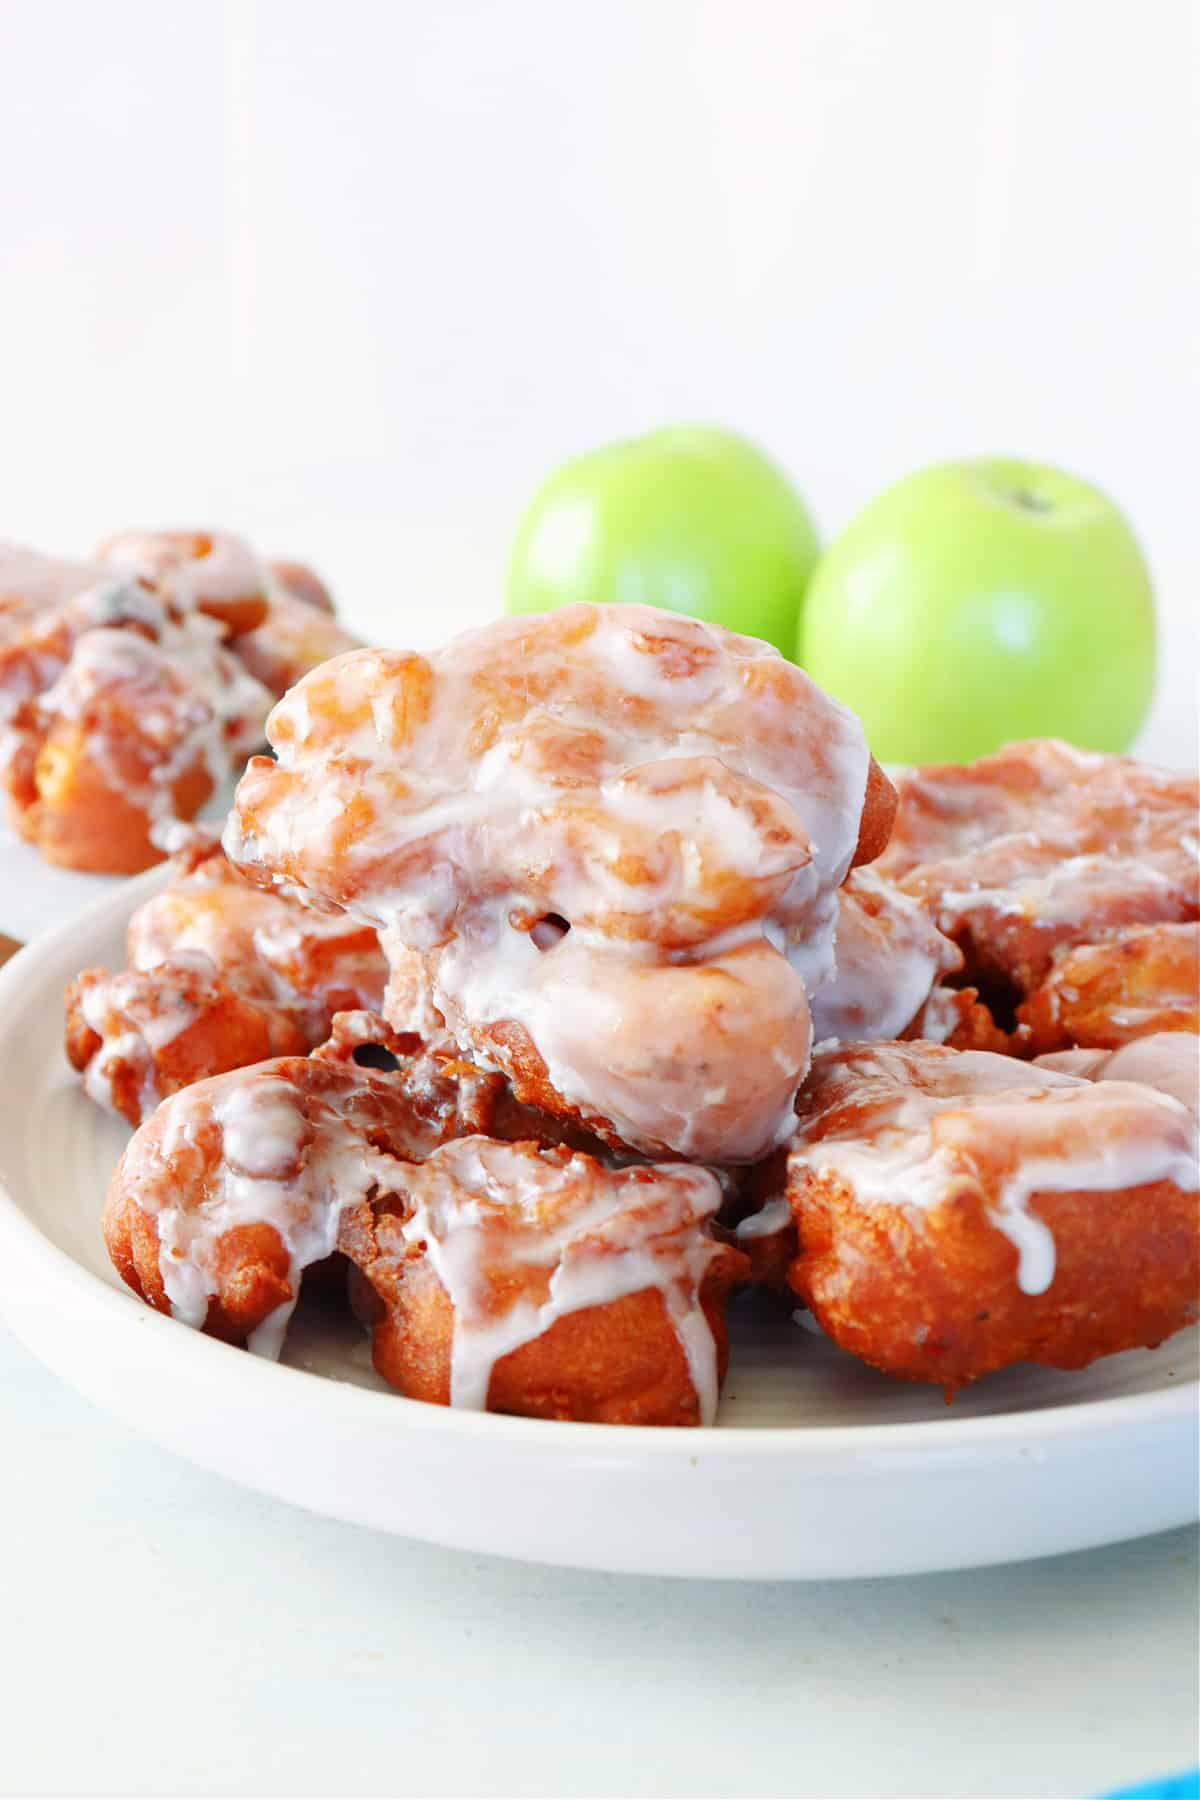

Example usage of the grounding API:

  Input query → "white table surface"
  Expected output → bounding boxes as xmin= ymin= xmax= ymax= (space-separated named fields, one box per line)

xmin=1 ymin=591 xmax=1197 ymax=1800
xmin=0 ymin=1320 xmax=1196 ymax=1800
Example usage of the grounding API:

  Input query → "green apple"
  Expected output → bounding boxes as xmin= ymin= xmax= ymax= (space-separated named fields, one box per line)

xmin=799 ymin=457 xmax=1156 ymax=764
xmin=506 ymin=424 xmax=819 ymax=656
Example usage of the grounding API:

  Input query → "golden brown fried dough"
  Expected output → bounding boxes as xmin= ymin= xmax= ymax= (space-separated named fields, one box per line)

xmin=103 ymin=1051 xmax=502 ymax=1349
xmin=226 ymin=605 xmax=886 ymax=1161
xmin=1034 ymin=1032 xmax=1199 ymax=1115
xmin=5 ymin=623 xmax=270 ymax=872
xmin=764 ymin=1041 xmax=1198 ymax=1390
xmin=230 ymin=563 xmax=359 ymax=699
xmin=876 ymin=740 xmax=1199 ymax=995
xmin=68 ymin=842 xmax=387 ymax=1120
xmin=852 ymin=755 xmax=897 ymax=870
xmin=338 ymin=1139 xmax=748 ymax=1424
xmin=67 ymin=962 xmax=308 ymax=1125
xmin=0 ymin=539 xmax=278 ymax=870
xmin=811 ymin=867 xmax=962 ymax=1044
xmin=1018 ymin=922 xmax=1200 ymax=1053
xmin=95 ymin=529 xmax=269 ymax=637
xmin=105 ymin=1056 xmax=746 ymax=1423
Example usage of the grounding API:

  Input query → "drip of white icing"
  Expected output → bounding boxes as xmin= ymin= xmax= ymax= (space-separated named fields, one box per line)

xmin=393 ymin=1138 xmax=728 ymax=1420
xmin=879 ymin=743 xmax=1199 ymax=954
xmin=380 ymin=938 xmax=455 ymax=1045
xmin=82 ymin=1028 xmax=153 ymax=1118
xmin=809 ymin=867 xmax=961 ymax=1043
xmin=226 ymin=605 xmax=868 ymax=1160
xmin=121 ymin=1072 xmax=729 ymax=1417
xmin=432 ymin=909 xmax=813 ymax=1162
xmin=73 ymin=576 xmax=165 ymax=634
xmin=145 ymin=1073 xmax=398 ymax=1355
xmin=95 ymin=529 xmax=264 ymax=616
xmin=909 ymin=987 xmax=964 ymax=1044
xmin=36 ymin=618 xmax=270 ymax=828
xmin=1035 ymin=1032 xmax=1200 ymax=1117
xmin=934 ymin=852 xmax=1177 ymax=931
xmin=734 ymin=1196 xmax=791 ymax=1240
xmin=788 ymin=1045 xmax=1199 ymax=1296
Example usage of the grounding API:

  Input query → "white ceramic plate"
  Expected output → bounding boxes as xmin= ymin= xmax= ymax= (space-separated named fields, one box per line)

xmin=0 ymin=871 xmax=1195 ymax=1580
xmin=0 ymin=778 xmax=239 ymax=942
xmin=0 ymin=821 xmax=122 ymax=942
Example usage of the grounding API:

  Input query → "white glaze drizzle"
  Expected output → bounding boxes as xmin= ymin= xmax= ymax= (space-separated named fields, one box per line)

xmin=1035 ymin=1032 xmax=1200 ymax=1116
xmin=430 ymin=912 xmax=813 ymax=1162
xmin=226 ymin=605 xmax=871 ymax=1160
xmin=933 ymin=853 xmax=1182 ymax=933
xmin=877 ymin=741 xmax=1199 ymax=960
xmin=77 ymin=951 xmax=219 ymax=1118
xmin=118 ymin=1070 xmax=729 ymax=1416
xmin=809 ymin=867 xmax=962 ymax=1043
xmin=142 ymin=1070 xmax=399 ymax=1357
xmin=82 ymin=1025 xmax=153 ymax=1118
xmin=734 ymin=1196 xmax=791 ymax=1240
xmin=391 ymin=1138 xmax=728 ymax=1419
xmin=786 ymin=1044 xmax=1198 ymax=1296
xmin=95 ymin=529 xmax=265 ymax=616
xmin=36 ymin=617 xmax=270 ymax=829
xmin=907 ymin=987 xmax=965 ymax=1044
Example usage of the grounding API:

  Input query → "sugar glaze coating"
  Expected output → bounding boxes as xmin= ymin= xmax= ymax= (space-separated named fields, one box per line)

xmin=103 ymin=1055 xmax=742 ymax=1422
xmin=1 ymin=542 xmax=274 ymax=870
xmin=1018 ymin=921 xmax=1199 ymax=1053
xmin=344 ymin=1138 xmax=733 ymax=1421
xmin=876 ymin=739 xmax=1199 ymax=993
xmin=1035 ymin=1031 xmax=1199 ymax=1115
xmin=785 ymin=1041 xmax=1197 ymax=1295
xmin=227 ymin=604 xmax=886 ymax=1161
xmin=67 ymin=840 xmax=386 ymax=1122
xmin=810 ymin=866 xmax=962 ymax=1044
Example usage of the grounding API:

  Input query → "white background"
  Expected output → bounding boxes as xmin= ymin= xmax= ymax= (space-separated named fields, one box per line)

xmin=1 ymin=7 xmax=1198 ymax=1798
xmin=2 ymin=0 xmax=1196 ymax=758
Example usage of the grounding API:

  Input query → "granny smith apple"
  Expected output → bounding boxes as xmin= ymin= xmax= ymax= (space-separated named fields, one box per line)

xmin=799 ymin=457 xmax=1155 ymax=763
xmin=506 ymin=425 xmax=819 ymax=656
